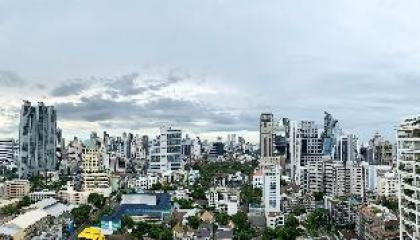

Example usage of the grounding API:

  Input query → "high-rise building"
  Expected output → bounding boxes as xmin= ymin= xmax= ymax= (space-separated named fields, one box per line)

xmin=289 ymin=121 xmax=301 ymax=184
xmin=322 ymin=111 xmax=340 ymax=156
xmin=149 ymin=126 xmax=182 ymax=172
xmin=260 ymin=113 xmax=274 ymax=158
xmin=368 ymin=133 xmax=393 ymax=166
xmin=258 ymin=157 xmax=285 ymax=228
xmin=18 ymin=101 xmax=58 ymax=178
xmin=335 ymin=134 xmax=358 ymax=163
xmin=397 ymin=116 xmax=420 ymax=239
xmin=299 ymin=121 xmax=324 ymax=167
xmin=0 ymin=138 xmax=16 ymax=166
xmin=260 ymin=157 xmax=282 ymax=214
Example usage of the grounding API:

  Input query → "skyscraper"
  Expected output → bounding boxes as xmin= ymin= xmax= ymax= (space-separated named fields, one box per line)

xmin=18 ymin=101 xmax=58 ymax=178
xmin=260 ymin=113 xmax=274 ymax=158
xmin=149 ymin=126 xmax=182 ymax=172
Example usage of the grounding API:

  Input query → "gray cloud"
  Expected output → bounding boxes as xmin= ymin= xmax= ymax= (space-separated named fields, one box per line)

xmin=55 ymin=93 xmax=256 ymax=132
xmin=0 ymin=71 xmax=25 ymax=87
xmin=50 ymin=80 xmax=89 ymax=96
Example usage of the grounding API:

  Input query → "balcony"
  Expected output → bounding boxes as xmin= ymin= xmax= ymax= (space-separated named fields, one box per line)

xmin=404 ymin=178 xmax=414 ymax=185
xmin=404 ymin=189 xmax=415 ymax=198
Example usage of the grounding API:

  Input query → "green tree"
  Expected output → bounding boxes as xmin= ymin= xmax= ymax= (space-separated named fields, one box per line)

xmin=305 ymin=209 xmax=329 ymax=237
xmin=187 ymin=215 xmax=201 ymax=229
xmin=1 ymin=204 xmax=18 ymax=216
xmin=19 ymin=196 xmax=31 ymax=207
xmin=379 ymin=197 xmax=398 ymax=213
xmin=240 ymin=184 xmax=262 ymax=206
xmin=313 ymin=192 xmax=325 ymax=201
xmin=215 ymin=212 xmax=229 ymax=225
xmin=190 ymin=185 xmax=207 ymax=200
xmin=151 ymin=182 xmax=163 ymax=190
xmin=71 ymin=204 xmax=92 ymax=225
xmin=87 ymin=193 xmax=105 ymax=209
xmin=262 ymin=216 xmax=301 ymax=240
xmin=122 ymin=215 xmax=134 ymax=229
xmin=231 ymin=211 xmax=255 ymax=240
xmin=174 ymin=198 xmax=194 ymax=209
xmin=231 ymin=211 xmax=248 ymax=229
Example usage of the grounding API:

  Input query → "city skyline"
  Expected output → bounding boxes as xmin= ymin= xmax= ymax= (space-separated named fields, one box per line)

xmin=2 ymin=1 xmax=420 ymax=141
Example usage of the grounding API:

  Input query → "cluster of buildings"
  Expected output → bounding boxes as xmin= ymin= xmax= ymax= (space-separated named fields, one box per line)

xmin=4 ymin=100 xmax=420 ymax=239
xmin=250 ymin=112 xmax=401 ymax=238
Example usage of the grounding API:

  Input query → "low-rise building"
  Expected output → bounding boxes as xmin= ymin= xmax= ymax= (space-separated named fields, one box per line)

xmin=57 ymin=182 xmax=89 ymax=205
xmin=4 ymin=179 xmax=30 ymax=199
xmin=206 ymin=187 xmax=239 ymax=216
xmin=78 ymin=227 xmax=105 ymax=240
xmin=0 ymin=198 xmax=73 ymax=240
xmin=29 ymin=190 xmax=56 ymax=202
xmin=101 ymin=193 xmax=171 ymax=233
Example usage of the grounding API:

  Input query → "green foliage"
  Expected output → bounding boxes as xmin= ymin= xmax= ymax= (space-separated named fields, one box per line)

xmin=291 ymin=205 xmax=306 ymax=216
xmin=187 ymin=215 xmax=201 ymax=229
xmin=240 ymin=184 xmax=262 ymax=206
xmin=131 ymin=222 xmax=173 ymax=240
xmin=215 ymin=212 xmax=230 ymax=225
xmin=29 ymin=175 xmax=71 ymax=191
xmin=122 ymin=215 xmax=134 ymax=229
xmin=116 ymin=192 xmax=122 ymax=202
xmin=378 ymin=197 xmax=399 ymax=213
xmin=18 ymin=196 xmax=31 ymax=207
xmin=150 ymin=182 xmax=177 ymax=192
xmin=174 ymin=198 xmax=194 ymax=209
xmin=1 ymin=204 xmax=19 ymax=216
xmin=71 ymin=204 xmax=92 ymax=225
xmin=263 ymin=216 xmax=301 ymax=240
xmin=313 ymin=192 xmax=325 ymax=202
xmin=305 ymin=209 xmax=330 ymax=237
xmin=87 ymin=193 xmax=105 ymax=209
xmin=194 ymin=160 xmax=259 ymax=189
xmin=231 ymin=211 xmax=256 ymax=240
xmin=190 ymin=185 xmax=207 ymax=200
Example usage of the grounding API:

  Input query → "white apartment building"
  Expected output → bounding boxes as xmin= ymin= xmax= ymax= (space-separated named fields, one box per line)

xmin=323 ymin=160 xmax=364 ymax=198
xmin=377 ymin=171 xmax=398 ymax=199
xmin=206 ymin=187 xmax=239 ymax=216
xmin=397 ymin=116 xmax=420 ymax=240
xmin=149 ymin=126 xmax=183 ymax=173
xmin=0 ymin=138 xmax=15 ymax=166
xmin=81 ymin=172 xmax=111 ymax=197
xmin=79 ymin=139 xmax=112 ymax=197
xmin=260 ymin=157 xmax=282 ymax=215
xmin=362 ymin=163 xmax=392 ymax=193
xmin=305 ymin=159 xmax=325 ymax=194
xmin=127 ymin=175 xmax=160 ymax=190
xmin=303 ymin=158 xmax=365 ymax=198
xmin=58 ymin=182 xmax=89 ymax=205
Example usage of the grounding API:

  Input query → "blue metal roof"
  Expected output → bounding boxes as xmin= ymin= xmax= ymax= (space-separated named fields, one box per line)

xmin=102 ymin=193 xmax=171 ymax=221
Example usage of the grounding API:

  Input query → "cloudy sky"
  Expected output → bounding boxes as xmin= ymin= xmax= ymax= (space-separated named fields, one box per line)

xmin=1 ymin=0 xmax=420 ymax=142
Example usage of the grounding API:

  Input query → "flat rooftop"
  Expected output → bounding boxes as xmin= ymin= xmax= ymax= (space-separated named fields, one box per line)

xmin=121 ymin=194 xmax=157 ymax=206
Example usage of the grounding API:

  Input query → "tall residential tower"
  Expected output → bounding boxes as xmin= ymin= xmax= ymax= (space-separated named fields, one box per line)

xmin=260 ymin=113 xmax=274 ymax=158
xmin=18 ymin=101 xmax=58 ymax=178
xmin=397 ymin=116 xmax=420 ymax=239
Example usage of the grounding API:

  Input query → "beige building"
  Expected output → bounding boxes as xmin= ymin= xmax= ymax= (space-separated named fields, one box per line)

xmin=377 ymin=172 xmax=398 ymax=199
xmin=4 ymin=180 xmax=30 ymax=199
